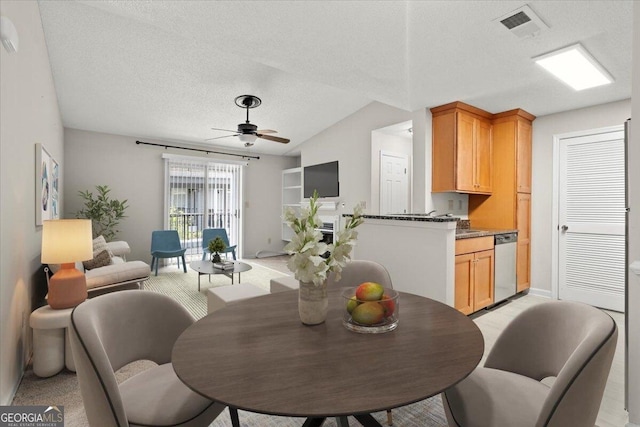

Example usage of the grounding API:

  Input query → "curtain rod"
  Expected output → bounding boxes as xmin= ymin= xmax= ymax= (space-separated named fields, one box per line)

xmin=135 ymin=140 xmax=260 ymax=160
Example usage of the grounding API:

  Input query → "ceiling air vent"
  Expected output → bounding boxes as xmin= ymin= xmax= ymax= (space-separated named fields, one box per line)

xmin=495 ymin=5 xmax=548 ymax=39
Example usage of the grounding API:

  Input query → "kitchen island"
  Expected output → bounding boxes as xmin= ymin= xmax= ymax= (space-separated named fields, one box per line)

xmin=347 ymin=214 xmax=516 ymax=309
xmin=347 ymin=214 xmax=458 ymax=305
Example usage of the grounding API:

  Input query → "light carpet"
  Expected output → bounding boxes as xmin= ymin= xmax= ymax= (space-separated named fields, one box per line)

xmin=12 ymin=261 xmax=449 ymax=426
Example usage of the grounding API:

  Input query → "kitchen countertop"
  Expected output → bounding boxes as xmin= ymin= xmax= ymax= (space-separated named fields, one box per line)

xmin=455 ymin=228 xmax=518 ymax=240
xmin=342 ymin=214 xmax=516 ymax=240
xmin=342 ymin=213 xmax=458 ymax=223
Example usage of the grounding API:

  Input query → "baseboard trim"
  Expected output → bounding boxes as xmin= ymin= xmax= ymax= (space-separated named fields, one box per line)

xmin=625 ymin=422 xmax=640 ymax=427
xmin=1 ymin=370 xmax=23 ymax=405
xmin=527 ymin=287 xmax=553 ymax=299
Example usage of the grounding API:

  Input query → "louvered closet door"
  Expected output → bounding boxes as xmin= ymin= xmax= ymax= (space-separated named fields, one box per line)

xmin=558 ymin=128 xmax=625 ymax=311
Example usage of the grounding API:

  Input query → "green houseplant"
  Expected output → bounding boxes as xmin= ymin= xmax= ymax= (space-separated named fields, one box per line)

xmin=208 ymin=236 xmax=226 ymax=263
xmin=76 ymin=185 xmax=128 ymax=241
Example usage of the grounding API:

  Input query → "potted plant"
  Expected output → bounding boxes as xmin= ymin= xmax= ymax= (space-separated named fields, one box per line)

xmin=76 ymin=185 xmax=128 ymax=241
xmin=208 ymin=236 xmax=226 ymax=263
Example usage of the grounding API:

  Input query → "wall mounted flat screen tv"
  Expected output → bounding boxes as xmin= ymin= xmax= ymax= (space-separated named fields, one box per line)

xmin=303 ymin=161 xmax=339 ymax=198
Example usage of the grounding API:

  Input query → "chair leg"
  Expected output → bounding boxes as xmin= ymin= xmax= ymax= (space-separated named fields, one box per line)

xmin=232 ymin=249 xmax=237 ymax=260
xmin=152 ymin=257 xmax=159 ymax=276
xmin=181 ymin=255 xmax=187 ymax=273
xmin=386 ymin=409 xmax=393 ymax=426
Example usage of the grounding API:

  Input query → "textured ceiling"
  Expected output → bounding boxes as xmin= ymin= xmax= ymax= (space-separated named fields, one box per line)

xmin=37 ymin=1 xmax=633 ymax=156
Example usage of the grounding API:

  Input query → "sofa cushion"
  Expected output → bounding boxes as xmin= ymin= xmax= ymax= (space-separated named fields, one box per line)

xmin=92 ymin=235 xmax=114 ymax=258
xmin=83 ymin=249 xmax=112 ymax=270
xmin=85 ymin=261 xmax=150 ymax=290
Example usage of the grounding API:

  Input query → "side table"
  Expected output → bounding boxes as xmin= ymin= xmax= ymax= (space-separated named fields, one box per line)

xmin=29 ymin=305 xmax=75 ymax=377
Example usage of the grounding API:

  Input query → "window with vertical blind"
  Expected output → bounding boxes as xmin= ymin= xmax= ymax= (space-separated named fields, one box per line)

xmin=163 ymin=155 xmax=243 ymax=261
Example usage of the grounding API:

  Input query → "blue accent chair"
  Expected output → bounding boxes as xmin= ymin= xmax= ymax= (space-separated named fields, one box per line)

xmin=150 ymin=230 xmax=187 ymax=276
xmin=201 ymin=228 xmax=237 ymax=261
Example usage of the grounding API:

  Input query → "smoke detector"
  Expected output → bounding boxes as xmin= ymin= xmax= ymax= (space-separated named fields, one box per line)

xmin=495 ymin=5 xmax=548 ymax=39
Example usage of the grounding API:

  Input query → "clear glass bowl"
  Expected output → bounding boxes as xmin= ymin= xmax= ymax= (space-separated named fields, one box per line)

xmin=341 ymin=287 xmax=399 ymax=333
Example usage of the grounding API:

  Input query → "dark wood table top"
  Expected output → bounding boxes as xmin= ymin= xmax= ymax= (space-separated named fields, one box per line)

xmin=172 ymin=288 xmax=484 ymax=418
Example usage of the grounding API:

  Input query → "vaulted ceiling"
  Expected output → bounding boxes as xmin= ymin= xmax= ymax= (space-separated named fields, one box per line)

xmin=37 ymin=1 xmax=633 ymax=156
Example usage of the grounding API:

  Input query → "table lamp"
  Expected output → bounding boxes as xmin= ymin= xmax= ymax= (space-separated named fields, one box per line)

xmin=41 ymin=219 xmax=93 ymax=309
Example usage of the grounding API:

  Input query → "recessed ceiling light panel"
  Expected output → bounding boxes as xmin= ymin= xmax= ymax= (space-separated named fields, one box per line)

xmin=533 ymin=43 xmax=613 ymax=91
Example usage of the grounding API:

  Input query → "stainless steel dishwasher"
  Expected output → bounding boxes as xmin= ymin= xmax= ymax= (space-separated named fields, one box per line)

xmin=494 ymin=232 xmax=518 ymax=303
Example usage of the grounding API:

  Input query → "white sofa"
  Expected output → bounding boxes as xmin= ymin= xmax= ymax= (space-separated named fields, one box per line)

xmin=85 ymin=241 xmax=150 ymax=296
xmin=48 ymin=241 xmax=150 ymax=297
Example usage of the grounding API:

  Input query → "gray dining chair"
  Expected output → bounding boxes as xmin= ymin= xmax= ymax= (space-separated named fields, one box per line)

xmin=69 ymin=290 xmax=238 ymax=427
xmin=328 ymin=259 xmax=395 ymax=425
xmin=441 ymin=300 xmax=618 ymax=427
xmin=327 ymin=259 xmax=393 ymax=288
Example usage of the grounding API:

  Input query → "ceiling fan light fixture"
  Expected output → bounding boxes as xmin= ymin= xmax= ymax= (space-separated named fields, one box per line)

xmin=239 ymin=133 xmax=257 ymax=143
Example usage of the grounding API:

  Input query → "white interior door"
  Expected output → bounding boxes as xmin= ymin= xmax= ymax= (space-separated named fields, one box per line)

xmin=379 ymin=151 xmax=409 ymax=214
xmin=558 ymin=127 xmax=625 ymax=311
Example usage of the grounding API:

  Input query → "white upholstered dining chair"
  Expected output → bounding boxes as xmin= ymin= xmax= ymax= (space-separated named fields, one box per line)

xmin=327 ymin=259 xmax=393 ymax=289
xmin=442 ymin=300 xmax=617 ymax=427
xmin=69 ymin=290 xmax=237 ymax=427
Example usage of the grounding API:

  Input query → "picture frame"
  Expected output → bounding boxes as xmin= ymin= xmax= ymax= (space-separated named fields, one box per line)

xmin=35 ymin=143 xmax=60 ymax=225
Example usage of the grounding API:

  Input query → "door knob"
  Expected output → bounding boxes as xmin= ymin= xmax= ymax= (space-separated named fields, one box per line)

xmin=561 ymin=225 xmax=569 ymax=231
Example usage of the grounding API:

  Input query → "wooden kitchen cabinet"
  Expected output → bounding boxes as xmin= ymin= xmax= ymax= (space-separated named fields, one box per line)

xmin=516 ymin=193 xmax=531 ymax=292
xmin=468 ymin=108 xmax=535 ymax=293
xmin=516 ymin=120 xmax=532 ymax=193
xmin=455 ymin=237 xmax=495 ymax=314
xmin=431 ymin=102 xmax=493 ymax=194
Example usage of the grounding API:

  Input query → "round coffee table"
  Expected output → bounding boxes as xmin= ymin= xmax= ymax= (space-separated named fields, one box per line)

xmin=189 ymin=260 xmax=252 ymax=291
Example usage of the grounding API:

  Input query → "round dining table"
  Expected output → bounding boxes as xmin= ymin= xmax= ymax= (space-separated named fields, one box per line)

xmin=172 ymin=287 xmax=484 ymax=427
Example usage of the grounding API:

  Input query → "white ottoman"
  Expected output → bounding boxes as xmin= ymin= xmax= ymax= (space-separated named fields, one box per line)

xmin=206 ymin=283 xmax=269 ymax=314
xmin=270 ymin=276 xmax=299 ymax=293
xmin=29 ymin=305 xmax=75 ymax=377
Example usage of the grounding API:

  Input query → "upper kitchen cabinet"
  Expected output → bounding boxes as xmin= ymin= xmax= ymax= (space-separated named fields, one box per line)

xmin=468 ymin=108 xmax=535 ymax=291
xmin=431 ymin=102 xmax=493 ymax=194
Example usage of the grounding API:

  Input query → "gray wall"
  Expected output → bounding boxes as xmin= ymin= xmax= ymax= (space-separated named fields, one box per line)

xmin=0 ymin=0 xmax=64 ymax=404
xmin=295 ymin=101 xmax=466 ymax=217
xmin=530 ymin=99 xmax=631 ymax=295
xmin=64 ymin=128 xmax=296 ymax=262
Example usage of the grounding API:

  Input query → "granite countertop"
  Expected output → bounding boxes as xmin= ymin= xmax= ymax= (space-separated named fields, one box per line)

xmin=341 ymin=214 xmax=516 ymax=238
xmin=342 ymin=214 xmax=458 ymax=223
xmin=455 ymin=228 xmax=518 ymax=240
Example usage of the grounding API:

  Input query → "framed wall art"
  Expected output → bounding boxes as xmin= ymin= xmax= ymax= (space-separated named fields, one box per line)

xmin=35 ymin=143 xmax=60 ymax=226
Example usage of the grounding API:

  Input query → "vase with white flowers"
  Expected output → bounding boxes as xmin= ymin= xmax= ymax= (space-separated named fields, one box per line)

xmin=283 ymin=191 xmax=364 ymax=325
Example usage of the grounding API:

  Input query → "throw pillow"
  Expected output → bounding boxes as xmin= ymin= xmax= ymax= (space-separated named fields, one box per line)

xmin=93 ymin=235 xmax=114 ymax=258
xmin=83 ymin=249 xmax=112 ymax=270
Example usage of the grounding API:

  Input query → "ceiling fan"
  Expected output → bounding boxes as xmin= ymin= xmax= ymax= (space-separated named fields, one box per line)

xmin=206 ymin=95 xmax=290 ymax=146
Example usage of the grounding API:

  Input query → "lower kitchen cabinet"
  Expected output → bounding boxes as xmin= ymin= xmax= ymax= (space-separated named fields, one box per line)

xmin=454 ymin=237 xmax=495 ymax=315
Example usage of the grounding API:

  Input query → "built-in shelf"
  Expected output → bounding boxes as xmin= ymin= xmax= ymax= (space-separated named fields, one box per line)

xmin=282 ymin=167 xmax=302 ymax=241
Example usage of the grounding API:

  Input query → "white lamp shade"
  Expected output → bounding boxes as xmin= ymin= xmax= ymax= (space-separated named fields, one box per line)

xmin=41 ymin=219 xmax=93 ymax=264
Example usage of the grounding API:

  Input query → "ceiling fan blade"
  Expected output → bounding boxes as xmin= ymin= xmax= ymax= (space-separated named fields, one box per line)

xmin=205 ymin=133 xmax=240 ymax=141
xmin=257 ymin=134 xmax=290 ymax=144
xmin=210 ymin=127 xmax=238 ymax=133
xmin=256 ymin=129 xmax=277 ymax=134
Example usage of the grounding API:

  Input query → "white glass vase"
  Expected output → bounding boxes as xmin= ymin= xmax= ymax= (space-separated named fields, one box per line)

xmin=298 ymin=280 xmax=328 ymax=325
